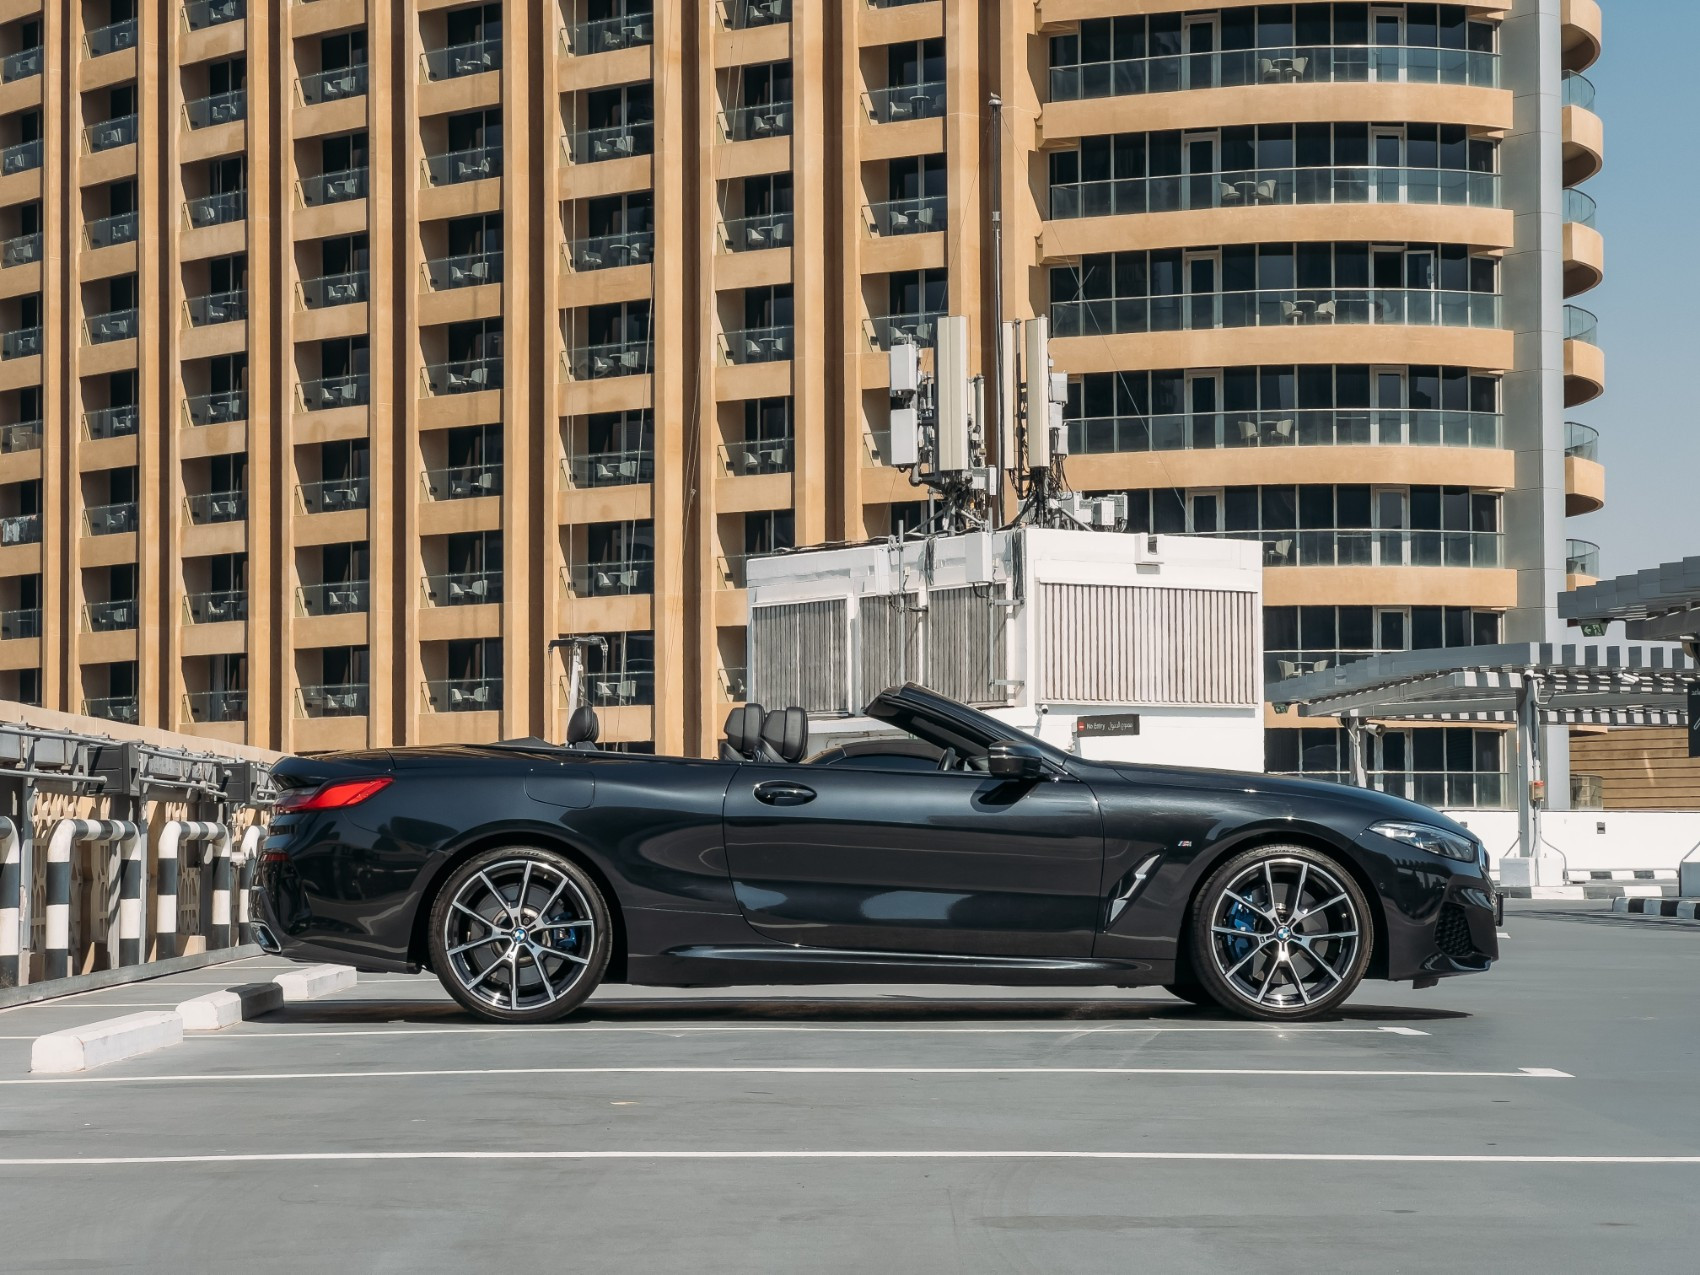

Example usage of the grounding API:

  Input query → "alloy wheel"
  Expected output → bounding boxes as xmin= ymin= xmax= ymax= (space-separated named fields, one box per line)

xmin=1207 ymin=856 xmax=1362 ymax=1011
xmin=440 ymin=857 xmax=597 ymax=1013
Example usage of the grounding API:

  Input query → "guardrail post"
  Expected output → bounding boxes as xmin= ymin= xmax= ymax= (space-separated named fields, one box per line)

xmin=44 ymin=820 xmax=77 ymax=980
xmin=209 ymin=826 xmax=233 ymax=949
xmin=0 ymin=816 xmax=19 ymax=986
xmin=156 ymin=824 xmax=182 ymax=959
xmin=115 ymin=823 xmax=146 ymax=967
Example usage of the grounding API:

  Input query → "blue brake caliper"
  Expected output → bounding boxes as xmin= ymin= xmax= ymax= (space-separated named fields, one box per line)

xmin=1223 ymin=899 xmax=1260 ymax=965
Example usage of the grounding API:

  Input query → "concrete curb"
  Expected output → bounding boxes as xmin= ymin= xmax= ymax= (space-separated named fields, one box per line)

xmin=176 ymin=982 xmax=286 ymax=1032
xmin=273 ymin=964 xmax=358 ymax=1002
xmin=0 ymin=945 xmax=263 ymax=1009
xmin=1611 ymin=897 xmax=1700 ymax=920
xmin=30 ymin=1012 xmax=184 ymax=1073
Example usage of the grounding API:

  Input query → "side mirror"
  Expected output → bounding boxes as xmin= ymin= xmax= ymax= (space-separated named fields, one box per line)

xmin=987 ymin=741 xmax=1046 ymax=781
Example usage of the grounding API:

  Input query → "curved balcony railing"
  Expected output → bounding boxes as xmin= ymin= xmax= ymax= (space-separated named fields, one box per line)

xmin=86 ymin=114 xmax=138 ymax=153
xmin=296 ymin=580 xmax=369 ymax=617
xmin=722 ymin=101 xmax=793 ymax=141
xmin=719 ymin=437 xmax=794 ymax=475
xmin=562 ymin=448 xmax=654 ymax=488
xmin=1563 ymin=188 xmax=1597 ymax=228
xmin=566 ymin=231 xmax=653 ymax=272
xmin=424 ymin=678 xmax=502 ymax=713
xmin=184 ymin=0 xmax=245 ymax=33
xmin=297 ymin=166 xmax=368 ymax=207
xmin=563 ymin=13 xmax=654 ymax=55
xmin=85 ymin=211 xmax=139 ymax=250
xmin=1562 ymin=70 xmax=1595 ymax=110
xmin=1197 ymin=528 xmax=1504 ymax=570
xmin=423 ymin=250 xmax=503 ymax=290
xmin=184 ymin=590 xmax=248 ymax=624
xmin=85 ymin=695 xmax=139 ymax=725
xmin=1052 ymin=288 xmax=1501 ymax=337
xmin=565 ymin=560 xmax=655 ymax=597
xmin=565 ymin=121 xmax=654 ymax=163
xmin=297 ymin=64 xmax=368 ymax=107
xmin=1068 ymin=408 xmax=1502 ymax=456
xmin=186 ymin=190 xmax=246 ymax=229
xmin=83 ymin=599 xmax=137 ymax=633
xmin=184 ymin=489 xmax=246 ymax=524
xmin=1051 ymin=164 xmax=1498 ymax=220
xmin=863 ymin=80 xmax=945 ymax=124
xmin=564 ymin=340 xmax=652 ymax=379
xmin=719 ymin=211 xmax=791 ymax=253
xmin=184 ymin=390 xmax=246 ymax=426
xmin=1 ymin=46 xmax=42 ymax=82
xmin=297 ymin=374 xmax=370 ymax=412
xmin=1049 ymin=43 xmax=1499 ymax=103
xmin=1 ymin=326 xmax=42 ymax=359
xmin=422 ymin=462 xmax=502 ymax=500
xmin=0 ymin=512 xmax=41 ymax=544
xmin=296 ymin=475 xmax=369 ymax=514
xmin=1564 ymin=421 xmax=1599 ymax=461
xmin=719 ymin=324 xmax=793 ymax=365
xmin=865 ymin=311 xmax=944 ymax=350
xmin=422 ymin=36 xmax=502 ymax=80
xmin=1564 ymin=304 xmax=1598 ymax=344
xmin=1 ymin=139 xmax=42 ymax=176
xmin=84 ymin=405 xmax=139 ymax=440
xmin=84 ymin=308 xmax=139 ymax=345
xmin=422 ymin=145 xmax=501 ymax=187
xmin=0 ymin=606 xmax=40 ymax=640
xmin=86 ymin=19 xmax=139 ymax=59
xmin=185 ymin=289 xmax=247 ymax=326
xmin=296 ymin=683 xmax=369 ymax=718
xmin=1566 ymin=539 xmax=1601 ymax=576
xmin=298 ymin=270 xmax=368 ymax=309
xmin=83 ymin=501 xmax=138 ymax=536
xmin=1 ymin=232 xmax=40 ymax=267
xmin=422 ymin=571 xmax=502 ymax=607
xmin=422 ymin=357 xmax=502 ymax=396
xmin=0 ymin=420 xmax=41 ymax=453
xmin=183 ymin=690 xmax=247 ymax=723
xmin=865 ymin=195 xmax=947 ymax=236
xmin=184 ymin=91 xmax=246 ymax=130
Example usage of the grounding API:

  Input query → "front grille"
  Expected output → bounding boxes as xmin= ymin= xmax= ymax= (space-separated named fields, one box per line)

xmin=1435 ymin=903 xmax=1476 ymax=959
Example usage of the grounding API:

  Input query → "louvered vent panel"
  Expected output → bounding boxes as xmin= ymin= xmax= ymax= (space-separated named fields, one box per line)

xmin=749 ymin=600 xmax=849 ymax=712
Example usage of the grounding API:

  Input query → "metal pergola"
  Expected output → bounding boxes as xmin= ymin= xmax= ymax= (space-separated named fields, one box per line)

xmin=1559 ymin=555 xmax=1700 ymax=642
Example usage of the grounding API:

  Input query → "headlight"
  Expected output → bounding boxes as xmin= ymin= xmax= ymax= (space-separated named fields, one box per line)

xmin=1368 ymin=820 xmax=1479 ymax=862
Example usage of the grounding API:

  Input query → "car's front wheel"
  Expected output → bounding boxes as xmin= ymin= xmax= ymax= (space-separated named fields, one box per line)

xmin=428 ymin=846 xmax=611 ymax=1023
xmin=1188 ymin=845 xmax=1371 ymax=1022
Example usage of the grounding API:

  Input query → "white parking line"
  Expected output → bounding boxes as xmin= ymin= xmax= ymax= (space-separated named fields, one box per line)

xmin=0 ymin=1149 xmax=1683 ymax=1168
xmin=183 ymin=1023 xmax=1431 ymax=1040
xmin=1 ymin=1064 xmax=1572 ymax=1086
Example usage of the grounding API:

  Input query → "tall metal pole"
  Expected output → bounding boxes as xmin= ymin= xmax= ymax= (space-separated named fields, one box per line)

xmin=987 ymin=93 xmax=1005 ymax=482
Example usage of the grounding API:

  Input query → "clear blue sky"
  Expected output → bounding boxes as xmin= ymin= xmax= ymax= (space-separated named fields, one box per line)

xmin=1577 ymin=0 xmax=1700 ymax=577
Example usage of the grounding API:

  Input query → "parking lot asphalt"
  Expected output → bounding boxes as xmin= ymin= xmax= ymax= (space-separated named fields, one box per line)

xmin=1 ymin=900 xmax=1697 ymax=1273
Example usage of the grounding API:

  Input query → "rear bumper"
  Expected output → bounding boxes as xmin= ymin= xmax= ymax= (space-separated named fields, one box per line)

xmin=250 ymin=880 xmax=421 ymax=975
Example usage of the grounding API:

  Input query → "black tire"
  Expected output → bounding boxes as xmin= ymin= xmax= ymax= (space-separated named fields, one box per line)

xmin=1188 ymin=844 xmax=1372 ymax=1022
xmin=1163 ymin=982 xmax=1219 ymax=1008
xmin=428 ymin=846 xmax=612 ymax=1024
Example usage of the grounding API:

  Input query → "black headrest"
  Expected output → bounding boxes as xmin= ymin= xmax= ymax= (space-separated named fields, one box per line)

xmin=761 ymin=707 xmax=809 ymax=764
xmin=565 ymin=705 xmax=600 ymax=748
xmin=723 ymin=704 xmax=766 ymax=759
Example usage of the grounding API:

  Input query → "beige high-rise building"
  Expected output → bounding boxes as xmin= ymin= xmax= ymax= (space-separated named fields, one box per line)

xmin=0 ymin=0 xmax=1604 ymax=796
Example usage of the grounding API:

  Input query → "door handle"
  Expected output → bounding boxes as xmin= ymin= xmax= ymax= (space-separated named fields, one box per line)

xmin=753 ymin=781 xmax=815 ymax=807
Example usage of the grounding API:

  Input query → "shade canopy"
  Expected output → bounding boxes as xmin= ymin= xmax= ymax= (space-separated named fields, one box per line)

xmin=1559 ymin=556 xmax=1700 ymax=641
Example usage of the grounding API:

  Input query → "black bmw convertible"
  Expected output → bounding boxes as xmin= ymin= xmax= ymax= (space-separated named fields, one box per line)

xmin=255 ymin=684 xmax=1499 ymax=1023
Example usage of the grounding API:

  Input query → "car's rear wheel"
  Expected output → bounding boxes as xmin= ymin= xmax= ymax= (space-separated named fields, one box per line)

xmin=1189 ymin=845 xmax=1371 ymax=1022
xmin=428 ymin=846 xmax=611 ymax=1023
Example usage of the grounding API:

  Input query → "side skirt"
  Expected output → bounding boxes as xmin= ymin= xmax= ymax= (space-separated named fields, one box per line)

xmin=627 ymin=945 xmax=1168 ymax=989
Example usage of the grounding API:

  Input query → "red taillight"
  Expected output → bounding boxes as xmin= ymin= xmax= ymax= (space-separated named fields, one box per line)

xmin=276 ymin=776 xmax=393 ymax=813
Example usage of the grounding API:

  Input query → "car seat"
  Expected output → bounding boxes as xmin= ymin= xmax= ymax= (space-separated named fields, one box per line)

xmin=720 ymin=703 xmax=767 ymax=761
xmin=759 ymin=706 xmax=809 ymax=763
xmin=564 ymin=705 xmax=600 ymax=751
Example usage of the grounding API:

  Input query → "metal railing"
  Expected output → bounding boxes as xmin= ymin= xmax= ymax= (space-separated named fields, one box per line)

xmin=564 ymin=560 xmax=654 ymax=597
xmin=721 ymin=101 xmax=793 ymax=142
xmin=864 ymin=311 xmax=943 ymax=350
xmin=297 ymin=64 xmax=368 ymax=106
xmin=582 ymin=669 xmax=654 ymax=707
xmin=1564 ymin=304 xmax=1598 ymax=344
xmin=295 ymin=580 xmax=368 ymax=616
xmin=184 ymin=489 xmax=246 ymax=524
xmin=719 ymin=211 xmax=792 ymax=253
xmin=84 ymin=502 xmax=139 ymax=537
xmin=565 ymin=122 xmax=654 ymax=163
xmin=422 ymin=463 xmax=502 ymax=500
xmin=185 ymin=289 xmax=247 ymax=326
xmin=422 ymin=358 xmax=501 ymax=396
xmin=0 ymin=232 xmax=39 ymax=268
xmin=716 ymin=554 xmax=750 ymax=588
xmin=0 ymin=606 xmax=40 ymax=640
xmin=1 ymin=326 xmax=42 ymax=359
xmin=297 ymin=166 xmax=368 ymax=207
xmin=869 ymin=0 xmax=932 ymax=7
xmin=84 ymin=211 xmax=139 ymax=249
xmin=0 ymin=420 xmax=41 ymax=453
xmin=297 ymin=475 xmax=369 ymax=514
xmin=1196 ymin=528 xmax=1504 ymax=570
xmin=566 ymin=231 xmax=654 ymax=272
xmin=1050 ymin=165 xmax=1498 ymax=219
xmin=423 ymin=251 xmax=502 ymax=290
xmin=296 ymin=683 xmax=369 ymax=718
xmin=83 ymin=599 xmax=138 ymax=633
xmin=84 ymin=405 xmax=139 ymax=440
xmin=86 ymin=19 xmax=139 ymax=59
xmin=563 ymin=13 xmax=654 ymax=55
xmin=564 ymin=340 xmax=652 ymax=379
xmin=720 ymin=438 xmax=794 ymax=475
xmin=1564 ymin=421 xmax=1599 ymax=461
xmin=1 ymin=46 xmax=42 ymax=81
xmin=1049 ymin=42 xmax=1499 ymax=102
xmin=863 ymin=80 xmax=945 ymax=123
xmin=183 ymin=690 xmax=247 ymax=723
xmin=721 ymin=0 xmax=789 ymax=27
xmin=562 ymin=449 xmax=653 ymax=488
xmin=1562 ymin=70 xmax=1595 ymax=110
xmin=297 ymin=374 xmax=370 ymax=412
xmin=184 ymin=590 xmax=248 ymax=624
xmin=864 ymin=194 xmax=947 ymax=236
xmin=1566 ymin=538 xmax=1601 ymax=577
xmin=718 ymin=665 xmax=747 ymax=702
xmin=86 ymin=114 xmax=139 ymax=153
xmin=1 ymin=139 xmax=41 ymax=176
xmin=423 ymin=679 xmax=502 ymax=713
xmin=184 ymin=0 xmax=245 ymax=32
xmin=422 ymin=571 xmax=502 ymax=607
xmin=720 ymin=324 xmax=793 ymax=365
xmin=0 ymin=512 xmax=41 ymax=545
xmin=185 ymin=190 xmax=245 ymax=228
xmin=85 ymin=308 xmax=139 ymax=345
xmin=1067 ymin=409 xmax=1503 ymax=456
xmin=422 ymin=36 xmax=501 ymax=80
xmin=298 ymin=270 xmax=368 ymax=309
xmin=422 ymin=145 xmax=501 ymax=187
xmin=184 ymin=390 xmax=246 ymax=426
xmin=1563 ymin=188 xmax=1597 ymax=228
xmin=184 ymin=91 xmax=246 ymax=130
xmin=1050 ymin=288 xmax=1501 ymax=336
xmin=85 ymin=695 xmax=139 ymax=725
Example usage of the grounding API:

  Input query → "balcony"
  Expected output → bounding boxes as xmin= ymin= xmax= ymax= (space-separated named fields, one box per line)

xmin=863 ymin=81 xmax=944 ymax=125
xmin=1564 ymin=421 xmax=1599 ymax=461
xmin=422 ymin=570 xmax=502 ymax=607
xmin=563 ymin=447 xmax=653 ymax=488
xmin=185 ymin=289 xmax=247 ymax=327
xmin=584 ymin=669 xmax=653 ymax=707
xmin=1 ymin=325 xmax=41 ymax=359
xmin=565 ymin=560 xmax=653 ymax=597
xmin=719 ymin=324 xmax=792 ymax=365
xmin=1 ymin=139 xmax=41 ymax=176
xmin=297 ymin=374 xmax=371 ymax=412
xmin=1563 ymin=189 xmax=1597 ymax=229
xmin=84 ymin=502 xmax=138 ymax=536
xmin=1 ymin=233 xmax=40 ymax=267
xmin=565 ymin=122 xmax=653 ymax=164
xmin=721 ymin=101 xmax=792 ymax=143
xmin=296 ymin=580 xmax=368 ymax=616
xmin=298 ymin=167 xmax=369 ymax=207
xmin=183 ymin=689 xmax=246 ymax=723
xmin=566 ymin=231 xmax=654 ymax=272
xmin=84 ymin=211 xmax=139 ymax=250
xmin=184 ymin=91 xmax=246 ymax=130
xmin=297 ymin=475 xmax=369 ymax=514
xmin=1069 ymin=407 xmax=1503 ymax=455
xmin=1198 ymin=528 xmax=1504 ymax=570
xmin=1051 ymin=288 xmax=1501 ymax=337
xmin=864 ymin=195 xmax=946 ymax=237
xmin=0 ymin=420 xmax=41 ymax=453
xmin=185 ymin=390 xmax=246 ymax=426
xmin=1 ymin=47 xmax=42 ymax=82
xmin=421 ymin=357 xmax=502 ymax=396
xmin=85 ymin=695 xmax=139 ymax=725
xmin=296 ymin=683 xmax=369 ymax=718
xmin=1050 ymin=165 xmax=1499 ymax=220
xmin=184 ymin=0 xmax=245 ymax=32
xmin=424 ymin=678 xmax=502 ymax=712
xmin=564 ymin=340 xmax=651 ymax=380
xmin=298 ymin=270 xmax=369 ymax=309
xmin=422 ymin=145 xmax=501 ymax=187
xmin=1049 ymin=43 xmax=1499 ymax=103
xmin=0 ymin=606 xmax=39 ymax=640
xmin=864 ymin=311 xmax=942 ymax=351
xmin=84 ymin=405 xmax=139 ymax=440
xmin=719 ymin=211 xmax=792 ymax=253
xmin=186 ymin=190 xmax=246 ymax=229
xmin=1562 ymin=70 xmax=1595 ymax=111
xmin=720 ymin=436 xmax=793 ymax=475
xmin=422 ymin=462 xmax=501 ymax=500
xmin=423 ymin=250 xmax=502 ymax=290
xmin=716 ymin=554 xmax=749 ymax=589
xmin=84 ymin=308 xmax=139 ymax=345
xmin=185 ymin=489 xmax=246 ymax=524
xmin=83 ymin=599 xmax=137 ymax=633
xmin=1566 ymin=538 xmax=1601 ymax=578
xmin=86 ymin=115 xmax=139 ymax=154
xmin=86 ymin=20 xmax=140 ymax=59
xmin=721 ymin=0 xmax=790 ymax=29
xmin=563 ymin=13 xmax=653 ymax=55
xmin=184 ymin=589 xmax=248 ymax=624
xmin=298 ymin=65 xmax=369 ymax=107
xmin=1564 ymin=304 xmax=1598 ymax=345
xmin=717 ymin=664 xmax=747 ymax=702
xmin=422 ymin=37 xmax=501 ymax=81
xmin=0 ymin=512 xmax=40 ymax=544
